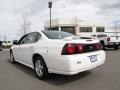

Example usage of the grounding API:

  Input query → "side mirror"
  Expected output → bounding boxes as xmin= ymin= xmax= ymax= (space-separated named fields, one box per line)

xmin=13 ymin=40 xmax=18 ymax=45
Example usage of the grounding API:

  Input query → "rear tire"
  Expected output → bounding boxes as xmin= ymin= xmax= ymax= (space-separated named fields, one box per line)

xmin=10 ymin=51 xmax=16 ymax=64
xmin=34 ymin=56 xmax=48 ymax=80
xmin=100 ymin=41 xmax=106 ymax=50
xmin=114 ymin=46 xmax=119 ymax=50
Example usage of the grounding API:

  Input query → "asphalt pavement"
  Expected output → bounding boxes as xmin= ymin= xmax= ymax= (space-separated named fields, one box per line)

xmin=0 ymin=49 xmax=120 ymax=90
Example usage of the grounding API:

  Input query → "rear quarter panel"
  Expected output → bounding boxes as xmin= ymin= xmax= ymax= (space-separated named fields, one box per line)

xmin=33 ymin=40 xmax=66 ymax=71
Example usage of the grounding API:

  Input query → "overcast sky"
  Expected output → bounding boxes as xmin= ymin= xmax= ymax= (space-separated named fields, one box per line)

xmin=0 ymin=0 xmax=120 ymax=40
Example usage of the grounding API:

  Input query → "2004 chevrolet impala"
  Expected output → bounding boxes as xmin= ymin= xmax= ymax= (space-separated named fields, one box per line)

xmin=10 ymin=31 xmax=106 ymax=79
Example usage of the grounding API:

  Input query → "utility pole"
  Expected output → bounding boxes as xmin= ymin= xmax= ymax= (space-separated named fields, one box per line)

xmin=114 ymin=21 xmax=120 ymax=37
xmin=48 ymin=1 xmax=52 ymax=30
xmin=115 ymin=23 xmax=117 ymax=36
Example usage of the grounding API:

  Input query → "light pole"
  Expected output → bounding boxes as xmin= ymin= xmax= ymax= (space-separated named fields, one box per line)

xmin=114 ymin=21 xmax=120 ymax=37
xmin=48 ymin=1 xmax=52 ymax=30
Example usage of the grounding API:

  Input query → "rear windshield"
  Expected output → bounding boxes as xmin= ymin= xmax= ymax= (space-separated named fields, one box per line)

xmin=92 ymin=34 xmax=107 ymax=37
xmin=42 ymin=31 xmax=74 ymax=39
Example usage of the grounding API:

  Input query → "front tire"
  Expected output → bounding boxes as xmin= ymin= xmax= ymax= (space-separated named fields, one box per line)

xmin=10 ymin=51 xmax=16 ymax=64
xmin=34 ymin=56 xmax=48 ymax=80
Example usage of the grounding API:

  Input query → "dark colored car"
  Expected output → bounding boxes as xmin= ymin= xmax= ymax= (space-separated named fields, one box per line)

xmin=0 ymin=41 xmax=3 ymax=51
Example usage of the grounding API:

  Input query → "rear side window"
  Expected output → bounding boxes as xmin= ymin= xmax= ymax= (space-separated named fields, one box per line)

xmin=36 ymin=33 xmax=41 ymax=41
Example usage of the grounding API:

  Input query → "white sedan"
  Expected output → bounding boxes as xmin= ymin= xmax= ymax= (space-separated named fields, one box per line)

xmin=10 ymin=31 xmax=106 ymax=79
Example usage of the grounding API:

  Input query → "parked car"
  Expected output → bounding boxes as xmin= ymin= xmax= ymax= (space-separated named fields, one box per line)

xmin=92 ymin=34 xmax=120 ymax=50
xmin=10 ymin=31 xmax=106 ymax=79
xmin=0 ymin=41 xmax=3 ymax=51
xmin=12 ymin=40 xmax=18 ymax=45
xmin=2 ymin=41 xmax=12 ymax=49
xmin=2 ymin=41 xmax=12 ymax=46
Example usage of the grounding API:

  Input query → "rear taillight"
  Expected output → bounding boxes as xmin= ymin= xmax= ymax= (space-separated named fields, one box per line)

xmin=77 ymin=44 xmax=84 ymax=53
xmin=107 ymin=37 xmax=110 ymax=41
xmin=62 ymin=43 xmax=85 ymax=55
xmin=67 ymin=43 xmax=76 ymax=54
xmin=62 ymin=43 xmax=102 ymax=55
xmin=95 ymin=43 xmax=103 ymax=50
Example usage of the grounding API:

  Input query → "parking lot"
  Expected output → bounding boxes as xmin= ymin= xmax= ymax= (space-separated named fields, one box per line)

xmin=0 ymin=49 xmax=120 ymax=90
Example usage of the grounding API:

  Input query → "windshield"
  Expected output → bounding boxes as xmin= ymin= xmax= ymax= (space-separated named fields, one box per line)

xmin=92 ymin=34 xmax=107 ymax=37
xmin=42 ymin=31 xmax=74 ymax=39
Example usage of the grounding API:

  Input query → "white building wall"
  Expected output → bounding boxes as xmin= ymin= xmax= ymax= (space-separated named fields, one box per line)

xmin=45 ymin=18 xmax=120 ymax=37
xmin=104 ymin=27 xmax=120 ymax=36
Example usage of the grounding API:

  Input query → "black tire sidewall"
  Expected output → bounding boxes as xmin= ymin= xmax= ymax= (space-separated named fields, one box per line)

xmin=10 ymin=51 xmax=15 ymax=63
xmin=100 ymin=41 xmax=106 ymax=50
xmin=114 ymin=46 xmax=119 ymax=50
xmin=34 ymin=56 xmax=48 ymax=80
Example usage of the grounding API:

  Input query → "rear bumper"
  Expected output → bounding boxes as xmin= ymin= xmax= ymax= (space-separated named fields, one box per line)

xmin=48 ymin=50 xmax=106 ymax=75
xmin=105 ymin=42 xmax=120 ymax=47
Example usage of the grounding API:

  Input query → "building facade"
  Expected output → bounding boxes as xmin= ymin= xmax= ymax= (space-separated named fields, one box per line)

xmin=44 ymin=18 xmax=106 ymax=37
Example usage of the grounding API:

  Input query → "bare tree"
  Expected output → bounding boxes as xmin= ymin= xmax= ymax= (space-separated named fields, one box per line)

xmin=19 ymin=15 xmax=31 ymax=36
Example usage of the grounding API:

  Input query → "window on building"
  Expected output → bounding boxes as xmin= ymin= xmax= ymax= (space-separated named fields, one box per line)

xmin=61 ymin=27 xmax=75 ymax=34
xmin=96 ymin=27 xmax=105 ymax=32
xmin=79 ymin=27 xmax=92 ymax=32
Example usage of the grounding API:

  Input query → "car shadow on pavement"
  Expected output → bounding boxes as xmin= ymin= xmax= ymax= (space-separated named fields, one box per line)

xmin=7 ymin=59 xmax=92 ymax=86
xmin=104 ymin=48 xmax=120 ymax=51
xmin=45 ymin=71 xmax=91 ymax=86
